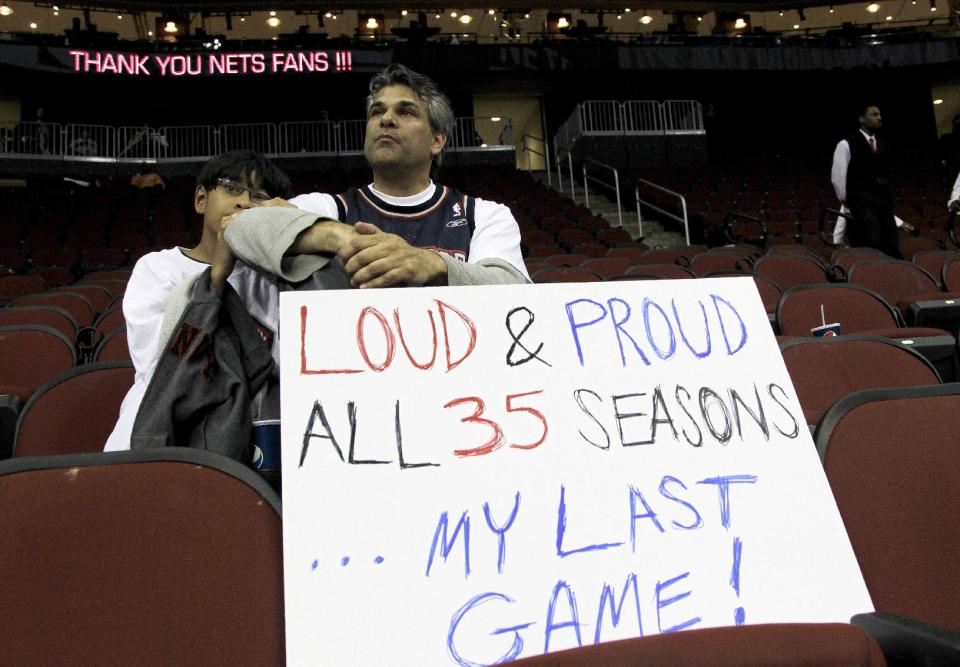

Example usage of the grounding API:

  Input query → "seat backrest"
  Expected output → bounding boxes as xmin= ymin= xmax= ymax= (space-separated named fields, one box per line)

xmin=0 ymin=325 xmax=76 ymax=400
xmin=814 ymin=384 xmax=960 ymax=632
xmin=847 ymin=260 xmax=939 ymax=309
xmin=543 ymin=253 xmax=591 ymax=267
xmin=705 ymin=271 xmax=782 ymax=314
xmin=509 ymin=623 xmax=886 ymax=666
xmin=625 ymin=263 xmax=696 ymax=280
xmin=12 ymin=290 xmax=95 ymax=327
xmin=94 ymin=326 xmax=129 ymax=362
xmin=0 ymin=274 xmax=47 ymax=303
xmin=0 ymin=449 xmax=284 ymax=665
xmin=913 ymin=250 xmax=960 ymax=289
xmin=777 ymin=284 xmax=899 ymax=336
xmin=93 ymin=304 xmax=125 ymax=334
xmin=780 ymin=336 xmax=941 ymax=425
xmin=689 ymin=251 xmax=752 ymax=276
xmin=55 ymin=283 xmax=112 ymax=315
xmin=531 ymin=267 xmax=601 ymax=283
xmin=0 ymin=305 xmax=77 ymax=340
xmin=753 ymin=255 xmax=829 ymax=291
xmin=581 ymin=257 xmax=635 ymax=277
xmin=942 ymin=257 xmax=960 ymax=292
xmin=14 ymin=361 xmax=134 ymax=457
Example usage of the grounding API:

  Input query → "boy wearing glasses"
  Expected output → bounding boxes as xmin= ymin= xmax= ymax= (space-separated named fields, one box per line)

xmin=104 ymin=150 xmax=293 ymax=453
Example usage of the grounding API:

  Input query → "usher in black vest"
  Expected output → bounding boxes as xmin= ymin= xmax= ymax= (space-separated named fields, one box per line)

xmin=334 ymin=184 xmax=476 ymax=262
xmin=845 ymin=131 xmax=892 ymax=208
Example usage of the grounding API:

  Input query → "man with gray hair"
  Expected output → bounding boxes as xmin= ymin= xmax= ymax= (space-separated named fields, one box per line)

xmin=225 ymin=63 xmax=529 ymax=288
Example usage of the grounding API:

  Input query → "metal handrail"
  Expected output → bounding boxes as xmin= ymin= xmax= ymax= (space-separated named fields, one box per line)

xmin=520 ymin=134 xmax=550 ymax=185
xmin=635 ymin=178 xmax=691 ymax=245
xmin=582 ymin=158 xmax=622 ymax=229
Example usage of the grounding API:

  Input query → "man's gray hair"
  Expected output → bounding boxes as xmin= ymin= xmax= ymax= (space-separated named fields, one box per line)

xmin=367 ymin=64 xmax=455 ymax=165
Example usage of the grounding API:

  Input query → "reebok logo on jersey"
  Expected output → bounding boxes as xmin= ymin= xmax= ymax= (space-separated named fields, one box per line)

xmin=452 ymin=202 xmax=462 ymax=216
xmin=446 ymin=218 xmax=468 ymax=228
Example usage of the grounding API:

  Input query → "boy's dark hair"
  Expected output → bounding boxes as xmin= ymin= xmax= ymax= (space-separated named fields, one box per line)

xmin=196 ymin=150 xmax=292 ymax=199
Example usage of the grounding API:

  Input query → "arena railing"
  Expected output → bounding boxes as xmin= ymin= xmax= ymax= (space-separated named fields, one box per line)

xmin=635 ymin=178 xmax=691 ymax=245
xmin=0 ymin=116 xmax=515 ymax=164
xmin=221 ymin=123 xmax=278 ymax=155
xmin=520 ymin=134 xmax=550 ymax=185
xmin=279 ymin=121 xmax=338 ymax=156
xmin=663 ymin=100 xmax=705 ymax=135
xmin=583 ymin=158 xmax=623 ymax=229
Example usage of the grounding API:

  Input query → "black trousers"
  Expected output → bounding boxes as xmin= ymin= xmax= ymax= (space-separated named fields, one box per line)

xmin=847 ymin=199 xmax=902 ymax=259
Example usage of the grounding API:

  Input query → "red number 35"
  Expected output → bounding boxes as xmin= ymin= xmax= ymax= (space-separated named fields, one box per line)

xmin=445 ymin=390 xmax=549 ymax=457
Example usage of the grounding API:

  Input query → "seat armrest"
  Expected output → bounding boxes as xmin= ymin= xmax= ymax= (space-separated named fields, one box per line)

xmin=852 ymin=611 xmax=960 ymax=667
xmin=0 ymin=393 xmax=23 ymax=459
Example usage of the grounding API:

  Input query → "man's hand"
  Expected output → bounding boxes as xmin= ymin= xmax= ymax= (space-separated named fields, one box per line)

xmin=949 ymin=200 xmax=960 ymax=212
xmin=338 ymin=222 xmax=448 ymax=288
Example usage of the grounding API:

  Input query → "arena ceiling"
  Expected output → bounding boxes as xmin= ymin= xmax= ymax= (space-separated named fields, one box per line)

xmin=33 ymin=1 xmax=843 ymax=13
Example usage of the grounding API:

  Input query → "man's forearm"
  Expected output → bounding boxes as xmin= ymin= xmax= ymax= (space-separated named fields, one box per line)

xmin=290 ymin=219 xmax=354 ymax=255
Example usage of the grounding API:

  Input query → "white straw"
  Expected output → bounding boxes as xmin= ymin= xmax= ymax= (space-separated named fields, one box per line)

xmin=820 ymin=305 xmax=826 ymax=327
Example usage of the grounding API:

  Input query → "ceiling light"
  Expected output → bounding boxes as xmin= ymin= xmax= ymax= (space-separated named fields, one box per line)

xmin=793 ymin=23 xmax=800 ymax=28
xmin=829 ymin=5 xmax=835 ymax=12
xmin=325 ymin=12 xmax=332 ymax=18
xmin=524 ymin=12 xmax=530 ymax=18
xmin=640 ymin=14 xmax=653 ymax=24
xmin=779 ymin=10 xmax=784 ymax=16
xmin=734 ymin=17 xmax=747 ymax=28
xmin=269 ymin=10 xmax=277 ymax=16
xmin=53 ymin=10 xmax=58 ymax=15
xmin=29 ymin=21 xmax=37 ymax=29
xmin=435 ymin=13 xmax=441 ymax=18
xmin=117 ymin=14 xmax=123 ymax=20
xmin=0 ymin=3 xmax=13 ymax=17
xmin=866 ymin=3 xmax=880 ymax=12
xmin=148 ymin=30 xmax=153 ymax=35
xmin=450 ymin=11 xmax=458 ymax=17
xmin=697 ymin=15 xmax=703 ymax=21
xmin=366 ymin=17 xmax=379 ymax=28
xmin=625 ymin=7 xmax=631 ymax=12
xmin=930 ymin=0 xmax=937 ymax=10
xmin=459 ymin=13 xmax=472 ymax=23
xmin=934 ymin=98 xmax=944 ymax=104
xmin=491 ymin=117 xmax=501 ymax=121
xmin=401 ymin=9 xmax=408 ymax=15
xmin=488 ymin=8 xmax=495 ymax=14
xmin=164 ymin=20 xmax=178 ymax=33
xmin=617 ymin=14 xmax=622 ymax=20
xmin=240 ymin=16 xmax=245 ymax=22
xmin=267 ymin=16 xmax=281 ymax=27
xmin=557 ymin=16 xmax=569 ymax=27
xmin=885 ymin=14 xmax=893 ymax=19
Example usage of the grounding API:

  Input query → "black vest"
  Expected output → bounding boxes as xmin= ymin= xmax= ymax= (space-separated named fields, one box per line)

xmin=334 ymin=184 xmax=476 ymax=262
xmin=845 ymin=131 xmax=892 ymax=207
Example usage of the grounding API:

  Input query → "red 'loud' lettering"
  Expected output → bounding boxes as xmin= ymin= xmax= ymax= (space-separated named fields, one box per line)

xmin=300 ymin=299 xmax=478 ymax=375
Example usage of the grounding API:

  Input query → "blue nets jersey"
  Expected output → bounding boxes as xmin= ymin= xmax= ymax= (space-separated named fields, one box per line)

xmin=334 ymin=185 xmax=476 ymax=262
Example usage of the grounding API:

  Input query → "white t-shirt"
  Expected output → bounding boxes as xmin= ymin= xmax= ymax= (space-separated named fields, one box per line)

xmin=103 ymin=248 xmax=279 ymax=452
xmin=290 ymin=181 xmax=530 ymax=279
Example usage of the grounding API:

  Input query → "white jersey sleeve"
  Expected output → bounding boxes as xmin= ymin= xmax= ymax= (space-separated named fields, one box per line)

xmin=471 ymin=197 xmax=530 ymax=279
xmin=289 ymin=192 xmax=340 ymax=219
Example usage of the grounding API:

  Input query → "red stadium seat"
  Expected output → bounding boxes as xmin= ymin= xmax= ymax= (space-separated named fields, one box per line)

xmin=13 ymin=361 xmax=134 ymax=457
xmin=0 ymin=325 xmax=77 ymax=401
xmin=815 ymin=384 xmax=960 ymax=636
xmin=780 ymin=335 xmax=940 ymax=426
xmin=94 ymin=327 xmax=129 ymax=362
xmin=510 ymin=623 xmax=886 ymax=666
xmin=0 ymin=449 xmax=284 ymax=665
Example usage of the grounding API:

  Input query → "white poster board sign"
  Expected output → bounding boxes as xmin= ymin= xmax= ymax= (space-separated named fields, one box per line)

xmin=279 ymin=277 xmax=872 ymax=666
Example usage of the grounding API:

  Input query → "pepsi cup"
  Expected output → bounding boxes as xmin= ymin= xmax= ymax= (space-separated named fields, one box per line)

xmin=811 ymin=323 xmax=841 ymax=337
xmin=252 ymin=419 xmax=281 ymax=471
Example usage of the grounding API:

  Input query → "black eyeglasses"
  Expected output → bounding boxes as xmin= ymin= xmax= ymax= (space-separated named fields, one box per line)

xmin=216 ymin=177 xmax=272 ymax=203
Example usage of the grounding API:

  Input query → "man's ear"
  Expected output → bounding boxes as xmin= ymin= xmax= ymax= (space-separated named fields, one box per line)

xmin=431 ymin=131 xmax=447 ymax=157
xmin=194 ymin=185 xmax=207 ymax=215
